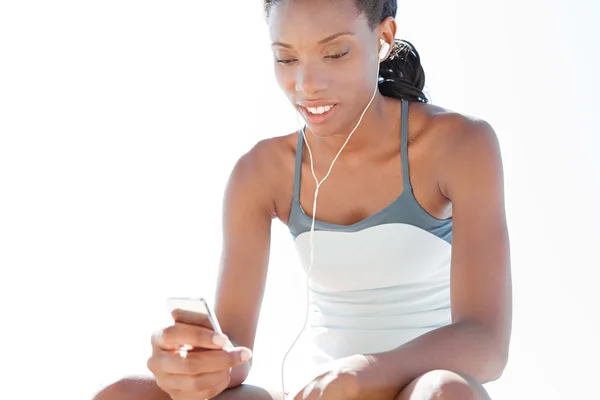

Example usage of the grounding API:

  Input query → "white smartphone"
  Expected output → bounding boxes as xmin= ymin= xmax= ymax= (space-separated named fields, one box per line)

xmin=166 ymin=297 xmax=224 ymax=334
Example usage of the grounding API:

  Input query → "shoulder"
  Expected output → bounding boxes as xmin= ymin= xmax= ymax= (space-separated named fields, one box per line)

xmin=417 ymin=103 xmax=502 ymax=199
xmin=226 ymin=131 xmax=299 ymax=216
xmin=415 ymin=103 xmax=497 ymax=148
xmin=231 ymin=131 xmax=297 ymax=179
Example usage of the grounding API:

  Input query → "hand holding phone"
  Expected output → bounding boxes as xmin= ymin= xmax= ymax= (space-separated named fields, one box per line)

xmin=165 ymin=297 xmax=233 ymax=352
xmin=146 ymin=297 xmax=252 ymax=400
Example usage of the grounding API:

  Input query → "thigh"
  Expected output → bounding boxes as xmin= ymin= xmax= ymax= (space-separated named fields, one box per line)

xmin=394 ymin=370 xmax=492 ymax=400
xmin=93 ymin=376 xmax=170 ymax=400
xmin=93 ymin=376 xmax=282 ymax=400
xmin=214 ymin=384 xmax=282 ymax=400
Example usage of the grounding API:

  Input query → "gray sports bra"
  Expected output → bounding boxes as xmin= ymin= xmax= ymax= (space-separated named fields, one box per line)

xmin=287 ymin=99 xmax=453 ymax=244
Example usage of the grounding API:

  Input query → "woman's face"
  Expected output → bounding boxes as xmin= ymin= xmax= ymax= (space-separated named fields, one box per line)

xmin=268 ymin=0 xmax=381 ymax=137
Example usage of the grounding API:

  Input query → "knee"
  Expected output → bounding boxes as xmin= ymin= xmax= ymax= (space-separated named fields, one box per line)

xmin=413 ymin=370 xmax=481 ymax=400
xmin=93 ymin=376 xmax=168 ymax=400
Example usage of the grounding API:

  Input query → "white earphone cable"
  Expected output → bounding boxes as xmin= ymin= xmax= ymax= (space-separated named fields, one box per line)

xmin=280 ymin=42 xmax=386 ymax=399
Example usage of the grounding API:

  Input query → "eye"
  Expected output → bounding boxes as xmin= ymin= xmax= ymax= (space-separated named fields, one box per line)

xmin=326 ymin=50 xmax=349 ymax=60
xmin=276 ymin=58 xmax=297 ymax=65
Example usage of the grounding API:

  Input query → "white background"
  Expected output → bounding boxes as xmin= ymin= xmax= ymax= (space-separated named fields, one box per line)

xmin=1 ymin=0 xmax=599 ymax=399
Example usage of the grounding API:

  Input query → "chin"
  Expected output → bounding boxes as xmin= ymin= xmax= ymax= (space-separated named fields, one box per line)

xmin=302 ymin=114 xmax=353 ymax=138
xmin=303 ymin=123 xmax=338 ymax=138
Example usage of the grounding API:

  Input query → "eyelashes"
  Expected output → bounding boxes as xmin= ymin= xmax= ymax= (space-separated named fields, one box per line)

xmin=276 ymin=50 xmax=350 ymax=65
xmin=276 ymin=59 xmax=296 ymax=65
xmin=326 ymin=50 xmax=349 ymax=59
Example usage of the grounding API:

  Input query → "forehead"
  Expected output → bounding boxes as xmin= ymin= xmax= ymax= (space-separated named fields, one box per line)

xmin=268 ymin=0 xmax=370 ymax=44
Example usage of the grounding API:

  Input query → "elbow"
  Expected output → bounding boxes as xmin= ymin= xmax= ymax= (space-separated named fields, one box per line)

xmin=467 ymin=320 xmax=510 ymax=383
xmin=485 ymin=351 xmax=508 ymax=382
xmin=484 ymin=336 xmax=510 ymax=382
xmin=493 ymin=345 xmax=510 ymax=380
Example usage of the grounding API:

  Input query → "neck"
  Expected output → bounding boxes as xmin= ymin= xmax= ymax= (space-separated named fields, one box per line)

xmin=303 ymin=94 xmax=399 ymax=158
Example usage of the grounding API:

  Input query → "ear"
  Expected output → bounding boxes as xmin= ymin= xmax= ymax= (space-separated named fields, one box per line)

xmin=377 ymin=15 xmax=397 ymax=51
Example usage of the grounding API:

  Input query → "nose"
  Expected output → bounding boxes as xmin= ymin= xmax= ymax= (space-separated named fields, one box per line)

xmin=294 ymin=62 xmax=328 ymax=96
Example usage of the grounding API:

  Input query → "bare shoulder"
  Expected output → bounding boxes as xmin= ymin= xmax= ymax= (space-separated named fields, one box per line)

xmin=227 ymin=131 xmax=298 ymax=217
xmin=416 ymin=103 xmax=498 ymax=146
xmin=233 ymin=131 xmax=297 ymax=182
xmin=416 ymin=103 xmax=503 ymax=197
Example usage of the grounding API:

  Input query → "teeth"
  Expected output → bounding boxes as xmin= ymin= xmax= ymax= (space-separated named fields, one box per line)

xmin=307 ymin=105 xmax=333 ymax=115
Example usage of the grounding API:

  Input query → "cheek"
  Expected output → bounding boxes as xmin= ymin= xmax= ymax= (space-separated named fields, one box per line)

xmin=338 ymin=69 xmax=374 ymax=100
xmin=332 ymin=57 xmax=376 ymax=95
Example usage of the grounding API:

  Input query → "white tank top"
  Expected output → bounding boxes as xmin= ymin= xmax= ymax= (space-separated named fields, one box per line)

xmin=284 ymin=99 xmax=453 ymax=392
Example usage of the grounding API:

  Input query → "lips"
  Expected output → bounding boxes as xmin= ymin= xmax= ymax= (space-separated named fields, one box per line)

xmin=298 ymin=103 xmax=338 ymax=125
xmin=297 ymin=99 xmax=339 ymax=126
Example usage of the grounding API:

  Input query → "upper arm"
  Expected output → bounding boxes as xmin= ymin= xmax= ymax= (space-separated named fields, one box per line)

xmin=441 ymin=118 xmax=512 ymax=359
xmin=214 ymin=141 xmax=276 ymax=355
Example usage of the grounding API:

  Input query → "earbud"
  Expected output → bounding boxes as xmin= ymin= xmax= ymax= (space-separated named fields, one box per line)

xmin=379 ymin=39 xmax=390 ymax=61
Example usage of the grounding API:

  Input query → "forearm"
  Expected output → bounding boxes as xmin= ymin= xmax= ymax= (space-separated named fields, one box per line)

xmin=364 ymin=321 xmax=508 ymax=393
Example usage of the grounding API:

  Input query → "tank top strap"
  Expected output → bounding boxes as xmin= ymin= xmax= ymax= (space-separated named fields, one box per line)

xmin=293 ymin=128 xmax=304 ymax=203
xmin=400 ymin=99 xmax=412 ymax=189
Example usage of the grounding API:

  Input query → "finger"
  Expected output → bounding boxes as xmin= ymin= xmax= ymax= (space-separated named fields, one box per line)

xmin=151 ymin=328 xmax=174 ymax=351
xmin=154 ymin=323 xmax=229 ymax=351
xmin=171 ymin=309 xmax=214 ymax=328
xmin=154 ymin=347 xmax=252 ymax=375
xmin=203 ymin=374 xmax=231 ymax=400
xmin=186 ymin=347 xmax=253 ymax=374
xmin=160 ymin=369 xmax=230 ymax=392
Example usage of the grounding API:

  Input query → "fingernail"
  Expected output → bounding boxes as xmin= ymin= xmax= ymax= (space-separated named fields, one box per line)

xmin=241 ymin=349 xmax=252 ymax=362
xmin=212 ymin=334 xmax=227 ymax=347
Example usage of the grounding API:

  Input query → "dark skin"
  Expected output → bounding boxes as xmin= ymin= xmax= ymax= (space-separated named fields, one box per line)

xmin=93 ymin=0 xmax=511 ymax=399
xmin=272 ymin=103 xmax=453 ymax=226
xmin=266 ymin=0 xmax=453 ymax=225
xmin=220 ymin=1 xmax=509 ymax=398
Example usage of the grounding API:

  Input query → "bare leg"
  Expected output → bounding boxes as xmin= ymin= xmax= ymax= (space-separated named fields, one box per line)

xmin=216 ymin=384 xmax=282 ymax=400
xmin=93 ymin=376 xmax=281 ymax=400
xmin=394 ymin=370 xmax=492 ymax=400
xmin=92 ymin=377 xmax=169 ymax=400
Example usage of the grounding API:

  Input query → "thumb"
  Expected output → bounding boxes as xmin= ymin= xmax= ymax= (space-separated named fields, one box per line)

xmin=225 ymin=346 xmax=253 ymax=367
xmin=151 ymin=328 xmax=178 ymax=351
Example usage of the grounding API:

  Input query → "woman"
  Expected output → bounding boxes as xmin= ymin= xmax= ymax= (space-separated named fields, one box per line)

xmin=95 ymin=0 xmax=511 ymax=399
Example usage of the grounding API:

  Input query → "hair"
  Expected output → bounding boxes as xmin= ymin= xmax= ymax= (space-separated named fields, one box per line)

xmin=263 ymin=0 xmax=429 ymax=103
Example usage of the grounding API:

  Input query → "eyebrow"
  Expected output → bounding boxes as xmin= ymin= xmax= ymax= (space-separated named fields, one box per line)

xmin=271 ymin=31 xmax=355 ymax=48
